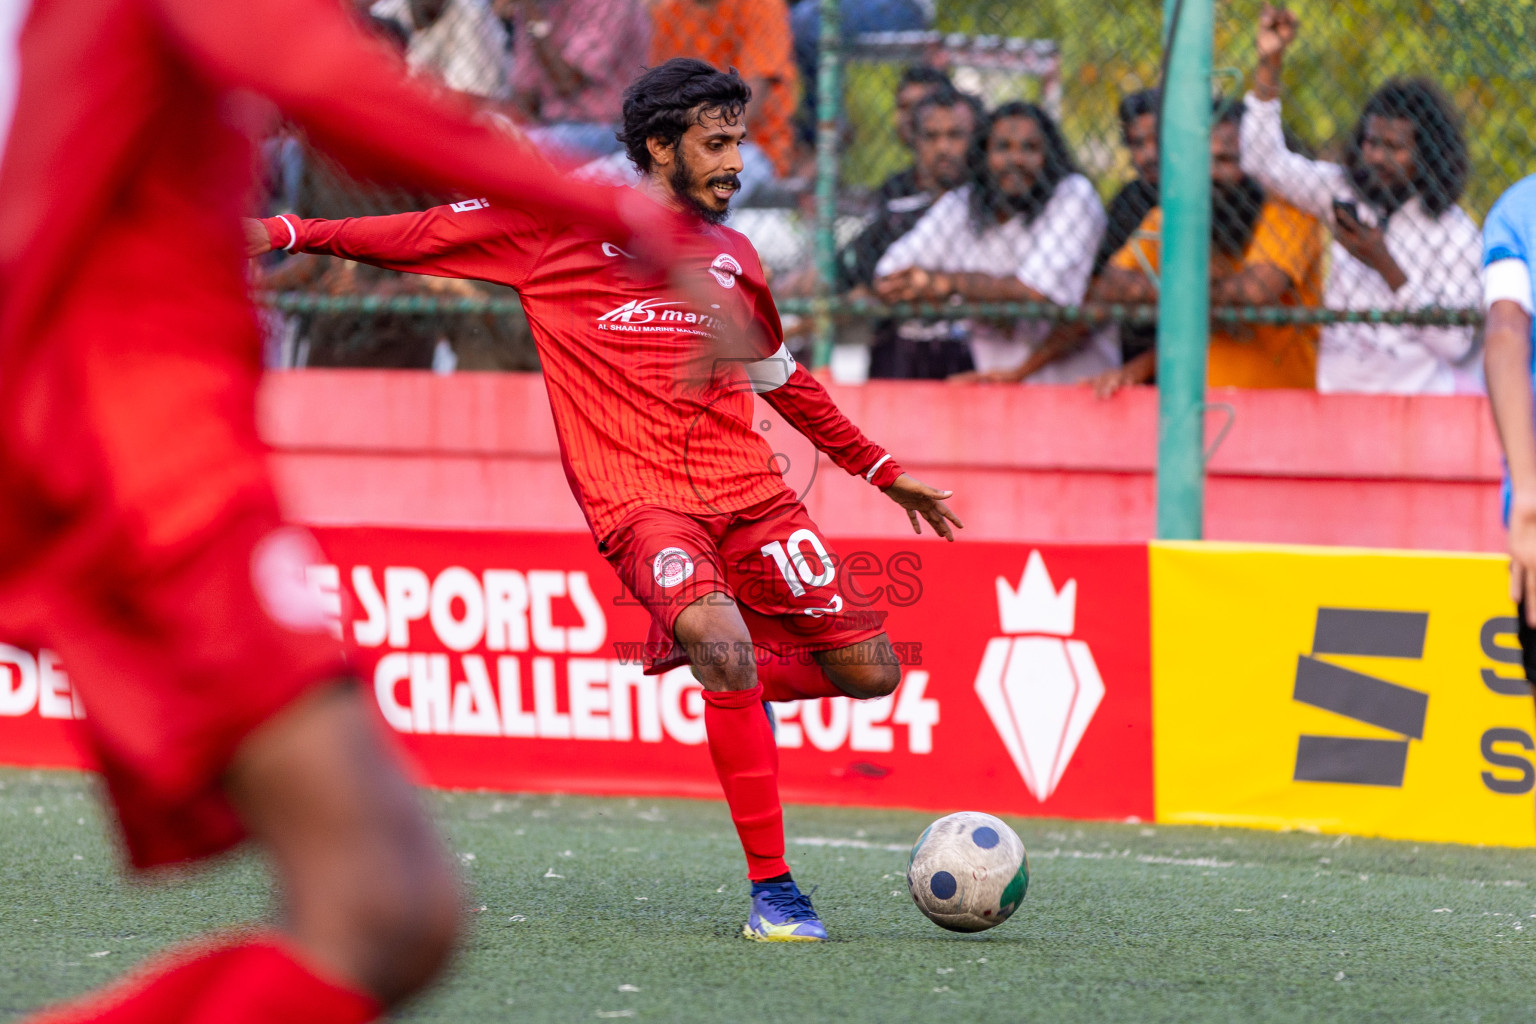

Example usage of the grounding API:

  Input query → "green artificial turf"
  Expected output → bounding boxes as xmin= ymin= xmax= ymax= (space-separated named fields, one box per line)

xmin=3 ymin=766 xmax=1536 ymax=1023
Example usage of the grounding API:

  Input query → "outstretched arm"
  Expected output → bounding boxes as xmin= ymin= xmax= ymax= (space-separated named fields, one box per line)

xmin=248 ymin=202 xmax=541 ymax=287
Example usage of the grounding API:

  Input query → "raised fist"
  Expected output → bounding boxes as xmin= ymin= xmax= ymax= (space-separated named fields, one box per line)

xmin=1257 ymin=3 xmax=1298 ymax=59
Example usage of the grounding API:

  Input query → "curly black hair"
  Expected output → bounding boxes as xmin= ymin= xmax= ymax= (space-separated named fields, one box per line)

xmin=967 ymin=101 xmax=1080 ymax=232
xmin=617 ymin=58 xmax=752 ymax=173
xmin=1345 ymin=78 xmax=1468 ymax=218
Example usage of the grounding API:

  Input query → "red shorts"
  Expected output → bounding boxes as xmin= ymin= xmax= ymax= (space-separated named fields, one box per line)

xmin=600 ymin=488 xmax=887 ymax=674
xmin=0 ymin=293 xmax=346 ymax=870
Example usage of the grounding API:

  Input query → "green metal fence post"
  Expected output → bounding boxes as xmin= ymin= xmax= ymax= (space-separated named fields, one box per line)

xmin=1155 ymin=0 xmax=1213 ymax=540
xmin=811 ymin=0 xmax=842 ymax=369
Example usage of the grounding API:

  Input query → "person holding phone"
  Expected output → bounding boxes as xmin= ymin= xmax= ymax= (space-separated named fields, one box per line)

xmin=1242 ymin=4 xmax=1482 ymax=394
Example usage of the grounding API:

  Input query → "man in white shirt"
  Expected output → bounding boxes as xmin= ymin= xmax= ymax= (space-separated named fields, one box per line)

xmin=871 ymin=101 xmax=1112 ymax=383
xmin=372 ymin=0 xmax=510 ymax=100
xmin=1241 ymin=4 xmax=1480 ymax=394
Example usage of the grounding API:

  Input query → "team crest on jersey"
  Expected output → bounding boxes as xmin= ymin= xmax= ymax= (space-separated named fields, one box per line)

xmin=652 ymin=547 xmax=696 ymax=588
xmin=709 ymin=253 xmax=742 ymax=289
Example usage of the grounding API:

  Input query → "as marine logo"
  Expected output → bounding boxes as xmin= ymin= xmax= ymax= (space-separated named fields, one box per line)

xmin=596 ymin=297 xmax=722 ymax=332
xmin=598 ymin=297 xmax=684 ymax=324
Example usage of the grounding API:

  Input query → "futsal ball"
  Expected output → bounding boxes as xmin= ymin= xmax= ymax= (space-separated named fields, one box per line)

xmin=907 ymin=811 xmax=1029 ymax=932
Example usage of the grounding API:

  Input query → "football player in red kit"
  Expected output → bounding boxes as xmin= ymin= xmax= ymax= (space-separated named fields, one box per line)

xmin=247 ymin=58 xmax=962 ymax=941
xmin=0 ymin=0 xmax=684 ymax=1020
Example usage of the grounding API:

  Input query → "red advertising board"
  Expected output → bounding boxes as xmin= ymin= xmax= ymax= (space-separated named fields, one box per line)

xmin=0 ymin=529 xmax=1152 ymax=821
xmin=0 ymin=646 xmax=89 ymax=770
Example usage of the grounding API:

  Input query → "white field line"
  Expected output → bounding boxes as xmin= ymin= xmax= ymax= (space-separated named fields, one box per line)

xmin=791 ymin=836 xmax=908 ymax=852
xmin=789 ymin=837 xmax=1238 ymax=868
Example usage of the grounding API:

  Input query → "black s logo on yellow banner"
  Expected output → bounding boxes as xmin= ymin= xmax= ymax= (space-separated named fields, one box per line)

xmin=1292 ymin=608 xmax=1428 ymax=788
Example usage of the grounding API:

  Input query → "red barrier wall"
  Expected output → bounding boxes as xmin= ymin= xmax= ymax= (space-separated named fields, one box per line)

xmin=261 ymin=371 xmax=1504 ymax=551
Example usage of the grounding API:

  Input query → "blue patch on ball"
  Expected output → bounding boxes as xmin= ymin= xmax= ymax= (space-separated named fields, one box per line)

xmin=972 ymin=826 xmax=1000 ymax=849
xmin=929 ymin=870 xmax=957 ymax=900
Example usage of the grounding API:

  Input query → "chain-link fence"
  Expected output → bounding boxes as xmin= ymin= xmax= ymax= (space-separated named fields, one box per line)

xmin=256 ymin=0 xmax=1530 ymax=392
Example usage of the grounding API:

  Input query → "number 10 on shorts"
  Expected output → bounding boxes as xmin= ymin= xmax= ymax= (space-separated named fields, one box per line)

xmin=760 ymin=531 xmax=836 ymax=597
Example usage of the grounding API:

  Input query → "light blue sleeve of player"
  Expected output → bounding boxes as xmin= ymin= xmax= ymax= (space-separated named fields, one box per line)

xmin=1482 ymin=175 xmax=1536 ymax=525
xmin=1484 ymin=174 xmax=1536 ymax=269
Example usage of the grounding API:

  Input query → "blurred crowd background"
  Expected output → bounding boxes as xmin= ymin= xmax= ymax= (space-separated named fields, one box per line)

xmin=253 ymin=0 xmax=1530 ymax=398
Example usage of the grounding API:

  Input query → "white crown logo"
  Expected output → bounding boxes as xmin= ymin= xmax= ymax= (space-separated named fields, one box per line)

xmin=996 ymin=550 xmax=1076 ymax=635
xmin=974 ymin=550 xmax=1103 ymax=803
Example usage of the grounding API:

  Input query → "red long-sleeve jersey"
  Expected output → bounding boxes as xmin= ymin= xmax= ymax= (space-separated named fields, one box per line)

xmin=0 ymin=0 xmax=669 ymax=367
xmin=261 ymin=202 xmax=905 ymax=540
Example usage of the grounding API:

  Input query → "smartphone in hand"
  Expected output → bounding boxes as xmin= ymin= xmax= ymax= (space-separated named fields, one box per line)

xmin=1331 ymin=198 xmax=1362 ymax=227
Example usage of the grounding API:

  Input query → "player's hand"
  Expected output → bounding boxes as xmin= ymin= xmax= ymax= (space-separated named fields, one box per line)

xmin=243 ymin=218 xmax=272 ymax=258
xmin=1256 ymin=4 xmax=1297 ymax=59
xmin=1510 ymin=493 xmax=1536 ymax=627
xmin=882 ymin=474 xmax=964 ymax=542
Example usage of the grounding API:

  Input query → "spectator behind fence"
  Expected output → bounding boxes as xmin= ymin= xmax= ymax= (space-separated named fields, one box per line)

xmin=951 ymin=88 xmax=1161 ymax=385
xmin=839 ymin=86 xmax=982 ymax=378
xmin=1098 ymin=89 xmax=1161 ymax=366
xmin=1243 ymin=4 xmax=1480 ymax=394
xmin=649 ymin=0 xmax=799 ymax=199
xmin=891 ymin=65 xmax=954 ymax=152
xmin=872 ymin=102 xmax=1112 ymax=382
xmin=1088 ymin=102 xmax=1325 ymax=395
xmin=372 ymin=0 xmax=510 ymax=98
xmin=498 ymin=0 xmax=650 ymax=162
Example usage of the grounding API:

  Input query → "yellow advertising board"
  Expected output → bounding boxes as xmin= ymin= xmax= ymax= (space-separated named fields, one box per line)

xmin=1151 ymin=541 xmax=1536 ymax=847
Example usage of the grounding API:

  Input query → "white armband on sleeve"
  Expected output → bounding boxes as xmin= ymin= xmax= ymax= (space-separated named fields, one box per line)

xmin=745 ymin=342 xmax=797 ymax=393
xmin=275 ymin=214 xmax=298 ymax=253
xmin=1484 ymin=258 xmax=1533 ymax=314
xmin=863 ymin=454 xmax=892 ymax=482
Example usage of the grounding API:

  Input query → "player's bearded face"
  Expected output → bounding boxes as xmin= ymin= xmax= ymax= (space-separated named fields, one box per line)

xmin=668 ymin=118 xmax=743 ymax=225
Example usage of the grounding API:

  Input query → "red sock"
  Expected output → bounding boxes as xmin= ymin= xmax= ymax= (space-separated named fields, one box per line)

xmin=755 ymin=649 xmax=843 ymax=703
xmin=702 ymin=684 xmax=789 ymax=880
xmin=182 ymin=937 xmax=380 ymax=1024
xmin=20 ymin=942 xmax=240 ymax=1024
xmin=21 ymin=934 xmax=380 ymax=1024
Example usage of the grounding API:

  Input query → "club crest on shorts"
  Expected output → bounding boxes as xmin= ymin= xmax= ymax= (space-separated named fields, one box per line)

xmin=709 ymin=252 xmax=741 ymax=289
xmin=652 ymin=547 xmax=695 ymax=588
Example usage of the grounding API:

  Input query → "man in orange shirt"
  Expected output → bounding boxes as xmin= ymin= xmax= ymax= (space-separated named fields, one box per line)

xmin=1091 ymin=102 xmax=1326 ymax=393
xmin=649 ymin=0 xmax=799 ymax=195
